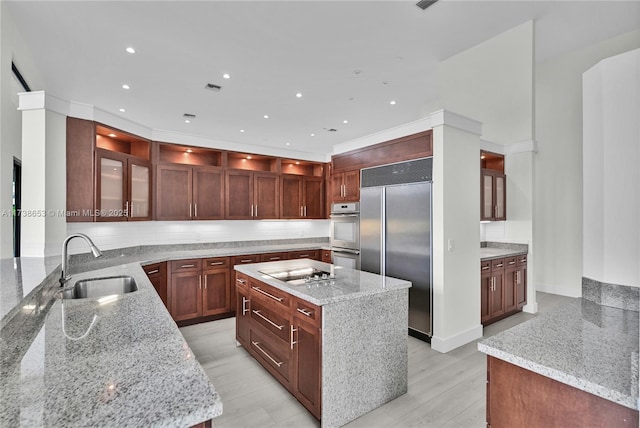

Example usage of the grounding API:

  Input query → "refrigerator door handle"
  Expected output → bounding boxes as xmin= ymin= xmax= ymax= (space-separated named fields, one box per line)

xmin=380 ymin=188 xmax=386 ymax=276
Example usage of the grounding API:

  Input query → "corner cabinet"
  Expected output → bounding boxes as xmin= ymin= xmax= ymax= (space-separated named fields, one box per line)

xmin=236 ymin=272 xmax=322 ymax=419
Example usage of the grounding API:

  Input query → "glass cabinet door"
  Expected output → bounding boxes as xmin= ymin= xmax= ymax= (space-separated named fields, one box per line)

xmin=99 ymin=156 xmax=125 ymax=219
xmin=482 ymin=173 xmax=494 ymax=219
xmin=495 ymin=175 xmax=505 ymax=219
xmin=130 ymin=163 xmax=150 ymax=219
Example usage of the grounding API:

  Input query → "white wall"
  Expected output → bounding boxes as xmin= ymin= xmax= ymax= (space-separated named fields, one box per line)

xmin=583 ymin=49 xmax=639 ymax=288
xmin=534 ymin=30 xmax=640 ymax=296
xmin=0 ymin=3 xmax=44 ymax=257
xmin=66 ymin=220 xmax=329 ymax=255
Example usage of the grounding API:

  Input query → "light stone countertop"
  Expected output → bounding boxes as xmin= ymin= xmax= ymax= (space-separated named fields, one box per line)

xmin=478 ymin=298 xmax=639 ymax=410
xmin=479 ymin=247 xmax=527 ymax=261
xmin=235 ymin=259 xmax=411 ymax=306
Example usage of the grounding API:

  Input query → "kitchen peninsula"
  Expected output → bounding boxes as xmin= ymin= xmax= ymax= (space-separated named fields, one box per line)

xmin=235 ymin=259 xmax=411 ymax=428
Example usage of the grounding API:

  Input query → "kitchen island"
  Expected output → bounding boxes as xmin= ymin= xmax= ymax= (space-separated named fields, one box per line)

xmin=478 ymin=287 xmax=639 ymax=427
xmin=235 ymin=259 xmax=411 ymax=428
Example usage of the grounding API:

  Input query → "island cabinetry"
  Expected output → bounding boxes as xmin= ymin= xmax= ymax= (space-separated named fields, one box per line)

xmin=291 ymin=297 xmax=322 ymax=418
xmin=235 ymin=273 xmax=251 ymax=348
xmin=487 ymin=356 xmax=638 ymax=428
xmin=230 ymin=254 xmax=260 ymax=312
xmin=143 ymin=262 xmax=168 ymax=307
xmin=169 ymin=257 xmax=232 ymax=321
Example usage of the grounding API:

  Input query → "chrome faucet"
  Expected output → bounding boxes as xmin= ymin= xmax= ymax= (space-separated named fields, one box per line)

xmin=60 ymin=233 xmax=103 ymax=285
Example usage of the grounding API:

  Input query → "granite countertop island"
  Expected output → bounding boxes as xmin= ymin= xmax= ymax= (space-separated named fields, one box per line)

xmin=0 ymin=238 xmax=327 ymax=427
xmin=235 ymin=259 xmax=411 ymax=428
xmin=478 ymin=281 xmax=639 ymax=424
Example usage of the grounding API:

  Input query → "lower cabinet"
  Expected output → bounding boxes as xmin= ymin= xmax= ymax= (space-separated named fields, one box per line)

xmin=143 ymin=262 xmax=168 ymax=307
xmin=321 ymin=249 xmax=332 ymax=263
xmin=482 ymin=255 xmax=527 ymax=326
xmin=236 ymin=272 xmax=322 ymax=420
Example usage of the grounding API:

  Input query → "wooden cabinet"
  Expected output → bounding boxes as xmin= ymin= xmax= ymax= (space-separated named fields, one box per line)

xmin=230 ymin=254 xmax=261 ymax=313
xmin=288 ymin=249 xmax=320 ymax=261
xmin=156 ymin=164 xmax=224 ymax=220
xmin=236 ymin=275 xmax=322 ymax=420
xmin=481 ymin=169 xmax=506 ymax=221
xmin=143 ymin=262 xmax=167 ymax=307
xmin=482 ymin=255 xmax=527 ymax=325
xmin=169 ymin=258 xmax=231 ymax=322
xmin=260 ymin=252 xmax=289 ymax=262
xmin=487 ymin=356 xmax=639 ymax=428
xmin=321 ymin=249 xmax=332 ymax=263
xmin=225 ymin=171 xmax=279 ymax=219
xmin=281 ymin=175 xmax=324 ymax=219
xmin=66 ymin=117 xmax=95 ymax=222
xmin=331 ymin=170 xmax=360 ymax=202
xmin=96 ymin=149 xmax=152 ymax=221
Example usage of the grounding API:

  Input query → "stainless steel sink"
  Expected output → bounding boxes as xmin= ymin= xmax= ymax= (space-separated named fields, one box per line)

xmin=60 ymin=275 xmax=138 ymax=299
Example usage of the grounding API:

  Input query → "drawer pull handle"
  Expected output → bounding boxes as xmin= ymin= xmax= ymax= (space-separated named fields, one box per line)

xmin=252 ymin=310 xmax=284 ymax=330
xmin=241 ymin=259 xmax=253 ymax=263
xmin=290 ymin=325 xmax=297 ymax=350
xmin=296 ymin=308 xmax=313 ymax=317
xmin=242 ymin=297 xmax=249 ymax=315
xmin=508 ymin=261 xmax=516 ymax=265
xmin=252 ymin=286 xmax=284 ymax=302
xmin=237 ymin=278 xmax=247 ymax=285
xmin=146 ymin=269 xmax=159 ymax=274
xmin=269 ymin=257 xmax=281 ymax=260
xmin=180 ymin=264 xmax=195 ymax=268
xmin=495 ymin=263 xmax=503 ymax=268
xmin=481 ymin=266 xmax=489 ymax=270
xmin=252 ymin=341 xmax=283 ymax=367
xmin=298 ymin=254 xmax=309 ymax=258
xmin=209 ymin=261 xmax=224 ymax=266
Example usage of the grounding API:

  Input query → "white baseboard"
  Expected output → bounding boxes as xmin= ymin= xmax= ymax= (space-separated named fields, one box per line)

xmin=522 ymin=302 xmax=538 ymax=314
xmin=431 ymin=324 xmax=483 ymax=353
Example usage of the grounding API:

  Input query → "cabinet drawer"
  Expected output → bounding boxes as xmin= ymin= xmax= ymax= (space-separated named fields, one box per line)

xmin=251 ymin=299 xmax=291 ymax=343
xmin=250 ymin=328 xmax=291 ymax=384
xmin=481 ymin=260 xmax=491 ymax=273
xmin=203 ymin=257 xmax=229 ymax=269
xmin=491 ymin=258 xmax=505 ymax=270
xmin=231 ymin=254 xmax=260 ymax=265
xmin=288 ymin=249 xmax=319 ymax=260
xmin=171 ymin=259 xmax=202 ymax=273
xmin=260 ymin=252 xmax=289 ymax=262
xmin=235 ymin=273 xmax=250 ymax=292
xmin=250 ymin=280 xmax=290 ymax=308
xmin=504 ymin=256 xmax=517 ymax=268
xmin=517 ymin=254 xmax=528 ymax=266
xmin=293 ymin=298 xmax=321 ymax=327
xmin=143 ymin=262 xmax=165 ymax=276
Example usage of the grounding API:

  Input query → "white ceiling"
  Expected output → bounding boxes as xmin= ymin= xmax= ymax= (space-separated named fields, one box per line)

xmin=6 ymin=1 xmax=640 ymax=159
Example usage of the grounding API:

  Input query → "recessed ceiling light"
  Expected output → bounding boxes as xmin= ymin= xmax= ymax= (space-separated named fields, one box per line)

xmin=119 ymin=108 xmax=126 ymax=112
xmin=264 ymin=115 xmax=269 ymax=119
xmin=184 ymin=120 xmax=190 ymax=123
xmin=222 ymin=73 xmax=230 ymax=79
xmin=122 ymin=84 xmax=130 ymax=90
xmin=126 ymin=47 xmax=135 ymax=54
xmin=343 ymin=120 xmax=348 ymax=124
xmin=240 ymin=129 xmax=245 ymax=133
xmin=310 ymin=133 xmax=315 ymax=137
xmin=285 ymin=142 xmax=290 ymax=146
xmin=390 ymin=100 xmax=396 ymax=105
xmin=108 ymin=133 xmax=117 ymax=138
xmin=296 ymin=92 xmax=302 ymax=98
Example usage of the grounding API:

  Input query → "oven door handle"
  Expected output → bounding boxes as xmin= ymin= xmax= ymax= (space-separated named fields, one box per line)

xmin=330 ymin=214 xmax=359 ymax=218
xmin=331 ymin=248 xmax=360 ymax=255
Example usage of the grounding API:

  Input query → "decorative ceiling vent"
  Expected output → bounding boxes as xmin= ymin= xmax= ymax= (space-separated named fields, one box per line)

xmin=183 ymin=113 xmax=196 ymax=118
xmin=205 ymin=83 xmax=222 ymax=91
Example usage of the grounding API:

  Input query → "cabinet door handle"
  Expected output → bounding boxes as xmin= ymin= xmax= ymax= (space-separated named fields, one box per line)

xmin=252 ymin=310 xmax=284 ymax=330
xmin=180 ymin=264 xmax=195 ymax=268
xmin=199 ymin=275 xmax=202 ymax=290
xmin=189 ymin=203 xmax=192 ymax=217
xmin=252 ymin=341 xmax=283 ymax=367
xmin=204 ymin=275 xmax=207 ymax=289
xmin=255 ymin=205 xmax=258 ymax=217
xmin=298 ymin=254 xmax=309 ymax=258
xmin=125 ymin=201 xmax=130 ymax=217
xmin=237 ymin=278 xmax=247 ymax=285
xmin=146 ymin=269 xmax=159 ymax=275
xmin=495 ymin=263 xmax=503 ymax=268
xmin=296 ymin=307 xmax=312 ymax=317
xmin=252 ymin=286 xmax=284 ymax=302
xmin=209 ymin=261 xmax=224 ymax=266
xmin=290 ymin=325 xmax=298 ymax=350
xmin=251 ymin=204 xmax=254 ymax=217
xmin=242 ymin=297 xmax=249 ymax=315
xmin=194 ymin=203 xmax=198 ymax=218
xmin=481 ymin=266 xmax=489 ymax=271
xmin=304 ymin=206 xmax=307 ymax=217
xmin=508 ymin=261 xmax=516 ymax=265
xmin=300 ymin=206 xmax=303 ymax=217
xmin=269 ymin=257 xmax=281 ymax=261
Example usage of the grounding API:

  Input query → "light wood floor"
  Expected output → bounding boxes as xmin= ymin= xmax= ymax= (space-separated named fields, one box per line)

xmin=180 ymin=292 xmax=573 ymax=428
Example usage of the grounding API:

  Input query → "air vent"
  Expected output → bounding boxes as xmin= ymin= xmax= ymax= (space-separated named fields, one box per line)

xmin=183 ymin=113 xmax=196 ymax=118
xmin=416 ymin=0 xmax=438 ymax=10
xmin=327 ymin=128 xmax=337 ymax=132
xmin=205 ymin=83 xmax=222 ymax=91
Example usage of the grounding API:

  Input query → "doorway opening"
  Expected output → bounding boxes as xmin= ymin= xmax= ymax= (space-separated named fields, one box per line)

xmin=13 ymin=158 xmax=21 ymax=257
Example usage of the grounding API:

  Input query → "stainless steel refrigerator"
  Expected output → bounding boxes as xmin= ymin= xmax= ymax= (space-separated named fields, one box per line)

xmin=360 ymin=158 xmax=433 ymax=340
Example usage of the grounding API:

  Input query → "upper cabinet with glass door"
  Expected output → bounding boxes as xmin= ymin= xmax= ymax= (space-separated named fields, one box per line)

xmin=480 ymin=151 xmax=506 ymax=221
xmin=95 ymin=124 xmax=152 ymax=221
